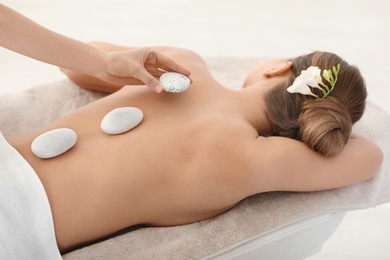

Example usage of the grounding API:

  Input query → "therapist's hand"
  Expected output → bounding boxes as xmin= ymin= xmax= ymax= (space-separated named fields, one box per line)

xmin=95 ymin=48 xmax=191 ymax=93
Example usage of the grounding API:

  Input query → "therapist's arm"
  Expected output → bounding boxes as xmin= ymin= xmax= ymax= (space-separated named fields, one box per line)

xmin=0 ymin=4 xmax=190 ymax=92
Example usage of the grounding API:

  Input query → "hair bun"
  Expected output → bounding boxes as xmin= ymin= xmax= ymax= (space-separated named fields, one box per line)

xmin=297 ymin=97 xmax=352 ymax=156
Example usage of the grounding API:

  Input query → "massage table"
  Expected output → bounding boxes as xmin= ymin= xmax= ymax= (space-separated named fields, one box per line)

xmin=1 ymin=57 xmax=389 ymax=259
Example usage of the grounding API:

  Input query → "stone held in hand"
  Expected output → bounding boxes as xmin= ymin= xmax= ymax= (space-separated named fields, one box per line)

xmin=159 ymin=72 xmax=191 ymax=93
xmin=101 ymin=107 xmax=144 ymax=135
xmin=31 ymin=128 xmax=77 ymax=159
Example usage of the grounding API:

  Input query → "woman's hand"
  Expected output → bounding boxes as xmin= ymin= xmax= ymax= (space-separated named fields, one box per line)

xmin=95 ymin=48 xmax=191 ymax=93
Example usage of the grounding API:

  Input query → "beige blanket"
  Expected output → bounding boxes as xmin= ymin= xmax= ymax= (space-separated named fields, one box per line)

xmin=1 ymin=57 xmax=389 ymax=259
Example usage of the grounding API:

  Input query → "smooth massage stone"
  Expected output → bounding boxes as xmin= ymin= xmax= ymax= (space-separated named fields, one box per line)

xmin=31 ymin=128 xmax=77 ymax=159
xmin=159 ymin=72 xmax=191 ymax=93
xmin=101 ymin=107 xmax=144 ymax=135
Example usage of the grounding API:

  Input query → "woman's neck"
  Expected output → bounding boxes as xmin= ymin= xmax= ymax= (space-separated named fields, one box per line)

xmin=234 ymin=85 xmax=272 ymax=135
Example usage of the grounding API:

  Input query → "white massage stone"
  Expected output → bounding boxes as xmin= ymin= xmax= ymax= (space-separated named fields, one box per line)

xmin=101 ymin=107 xmax=144 ymax=135
xmin=31 ymin=128 xmax=77 ymax=159
xmin=159 ymin=72 xmax=190 ymax=93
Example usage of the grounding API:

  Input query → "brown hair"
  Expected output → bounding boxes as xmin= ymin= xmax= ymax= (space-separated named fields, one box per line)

xmin=265 ymin=52 xmax=367 ymax=156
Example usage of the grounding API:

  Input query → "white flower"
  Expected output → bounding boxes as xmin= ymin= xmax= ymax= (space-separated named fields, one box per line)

xmin=287 ymin=79 xmax=317 ymax=97
xmin=300 ymin=66 xmax=324 ymax=89
xmin=287 ymin=64 xmax=341 ymax=99
xmin=287 ymin=66 xmax=324 ymax=97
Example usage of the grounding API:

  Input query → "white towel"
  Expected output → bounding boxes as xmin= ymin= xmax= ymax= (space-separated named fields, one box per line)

xmin=0 ymin=133 xmax=61 ymax=260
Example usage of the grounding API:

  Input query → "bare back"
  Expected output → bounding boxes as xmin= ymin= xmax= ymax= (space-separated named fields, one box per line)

xmin=6 ymin=50 xmax=264 ymax=251
xmin=6 ymin=46 xmax=383 ymax=252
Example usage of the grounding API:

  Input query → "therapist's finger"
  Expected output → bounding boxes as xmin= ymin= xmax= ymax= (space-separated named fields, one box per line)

xmin=154 ymin=52 xmax=191 ymax=77
xmin=136 ymin=69 xmax=164 ymax=93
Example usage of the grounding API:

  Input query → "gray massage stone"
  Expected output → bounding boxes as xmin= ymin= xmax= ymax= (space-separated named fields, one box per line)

xmin=101 ymin=107 xmax=144 ymax=135
xmin=159 ymin=72 xmax=190 ymax=93
xmin=31 ymin=128 xmax=77 ymax=159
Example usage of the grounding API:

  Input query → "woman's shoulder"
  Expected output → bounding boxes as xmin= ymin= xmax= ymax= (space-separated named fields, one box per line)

xmin=152 ymin=46 xmax=210 ymax=74
xmin=153 ymin=46 xmax=205 ymax=62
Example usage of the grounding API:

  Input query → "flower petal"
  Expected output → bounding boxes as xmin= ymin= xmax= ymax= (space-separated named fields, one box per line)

xmin=287 ymin=81 xmax=314 ymax=95
xmin=305 ymin=78 xmax=320 ymax=89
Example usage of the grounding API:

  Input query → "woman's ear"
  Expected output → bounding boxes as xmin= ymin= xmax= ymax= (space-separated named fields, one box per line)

xmin=263 ymin=61 xmax=292 ymax=77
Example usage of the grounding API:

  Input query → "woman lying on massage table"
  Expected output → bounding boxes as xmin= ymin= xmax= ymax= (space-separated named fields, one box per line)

xmin=5 ymin=42 xmax=383 ymax=253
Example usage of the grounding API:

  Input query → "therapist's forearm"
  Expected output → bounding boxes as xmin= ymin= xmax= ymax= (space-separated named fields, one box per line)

xmin=0 ymin=4 xmax=105 ymax=76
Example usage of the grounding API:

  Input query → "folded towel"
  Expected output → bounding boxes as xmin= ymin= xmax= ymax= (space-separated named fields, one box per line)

xmin=0 ymin=57 xmax=388 ymax=260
